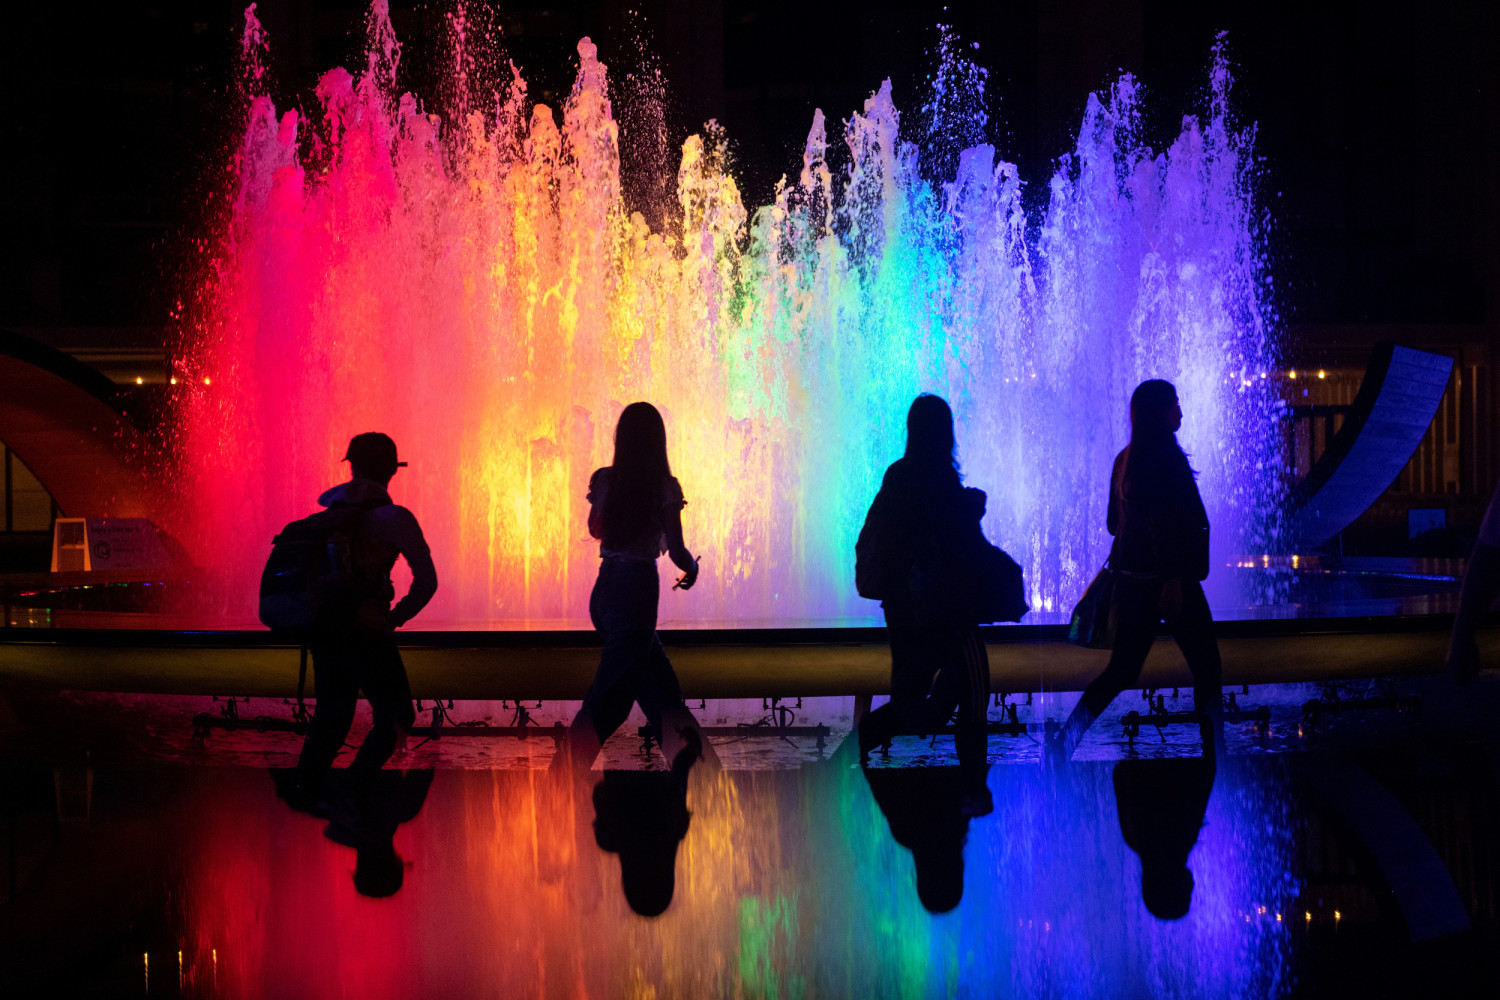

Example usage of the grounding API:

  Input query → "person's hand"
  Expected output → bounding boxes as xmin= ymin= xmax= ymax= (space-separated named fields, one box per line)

xmin=1159 ymin=579 xmax=1183 ymax=622
xmin=674 ymin=555 xmax=701 ymax=591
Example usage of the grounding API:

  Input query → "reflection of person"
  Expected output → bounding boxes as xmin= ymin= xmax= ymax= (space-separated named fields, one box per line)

xmin=293 ymin=433 xmax=438 ymax=808
xmin=274 ymin=768 xmax=435 ymax=898
xmin=1113 ymin=752 xmax=1216 ymax=920
xmin=1447 ymin=484 xmax=1500 ymax=682
xmin=862 ymin=766 xmax=970 ymax=913
xmin=591 ymin=733 xmax=700 ymax=916
xmin=557 ymin=403 xmax=718 ymax=775
xmin=1053 ymin=381 xmax=1221 ymax=760
xmin=857 ymin=395 xmax=993 ymax=817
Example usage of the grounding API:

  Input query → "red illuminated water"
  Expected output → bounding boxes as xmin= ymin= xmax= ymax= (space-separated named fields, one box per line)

xmin=176 ymin=3 xmax=1281 ymax=625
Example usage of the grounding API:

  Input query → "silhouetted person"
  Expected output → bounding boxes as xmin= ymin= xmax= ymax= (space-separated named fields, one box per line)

xmin=1052 ymin=381 xmax=1221 ymax=760
xmin=1113 ymin=749 xmax=1216 ymax=920
xmin=590 ymin=731 xmax=700 ymax=916
xmin=863 ymin=766 xmax=971 ymax=913
xmin=1447 ymin=480 xmax=1500 ymax=682
xmin=557 ymin=402 xmax=718 ymax=775
xmin=291 ymin=432 xmax=437 ymax=808
xmin=275 ymin=768 xmax=434 ymax=898
xmin=857 ymin=395 xmax=993 ymax=816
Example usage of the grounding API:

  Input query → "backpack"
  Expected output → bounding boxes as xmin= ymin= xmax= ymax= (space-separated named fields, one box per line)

xmin=258 ymin=500 xmax=385 ymax=636
xmin=855 ymin=489 xmax=899 ymax=601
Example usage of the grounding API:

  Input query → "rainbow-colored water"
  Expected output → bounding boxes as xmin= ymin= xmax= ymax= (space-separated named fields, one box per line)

xmin=159 ymin=761 xmax=1295 ymax=998
xmin=179 ymin=2 xmax=1281 ymax=624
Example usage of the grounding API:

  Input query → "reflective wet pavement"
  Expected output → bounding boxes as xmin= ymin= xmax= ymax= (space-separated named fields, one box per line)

xmin=2 ymin=675 xmax=1499 ymax=998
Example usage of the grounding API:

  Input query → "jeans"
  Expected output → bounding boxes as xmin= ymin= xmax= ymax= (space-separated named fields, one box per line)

xmin=1061 ymin=575 xmax=1222 ymax=750
xmin=297 ymin=625 xmax=416 ymax=787
xmin=860 ymin=616 xmax=992 ymax=792
xmin=582 ymin=558 xmax=685 ymax=745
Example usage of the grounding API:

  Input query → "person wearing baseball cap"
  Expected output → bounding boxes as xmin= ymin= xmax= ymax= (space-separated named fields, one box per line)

xmin=293 ymin=432 xmax=437 ymax=810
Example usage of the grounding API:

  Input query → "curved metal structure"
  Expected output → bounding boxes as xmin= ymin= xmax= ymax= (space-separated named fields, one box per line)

xmin=1285 ymin=343 xmax=1454 ymax=548
xmin=0 ymin=329 xmax=156 ymax=522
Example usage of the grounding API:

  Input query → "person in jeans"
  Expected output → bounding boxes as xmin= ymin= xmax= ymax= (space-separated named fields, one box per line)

xmin=857 ymin=394 xmax=994 ymax=817
xmin=290 ymin=432 xmax=437 ymax=809
xmin=1052 ymin=380 xmax=1221 ymax=760
xmin=558 ymin=402 xmax=718 ymax=777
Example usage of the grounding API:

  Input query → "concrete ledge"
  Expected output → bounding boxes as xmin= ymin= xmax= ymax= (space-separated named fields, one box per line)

xmin=0 ymin=616 xmax=1485 ymax=699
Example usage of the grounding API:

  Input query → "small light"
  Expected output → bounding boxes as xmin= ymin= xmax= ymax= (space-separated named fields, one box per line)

xmin=1288 ymin=370 xmax=1297 ymax=379
xmin=135 ymin=377 xmax=144 ymax=385
xmin=1276 ymin=913 xmax=1283 ymax=922
xmin=1333 ymin=910 xmax=1341 ymax=921
xmin=1260 ymin=372 xmax=1267 ymax=379
xmin=1305 ymin=911 xmax=1312 ymax=922
xmin=1317 ymin=370 xmax=1326 ymax=379
xmin=203 ymin=377 xmax=212 ymax=385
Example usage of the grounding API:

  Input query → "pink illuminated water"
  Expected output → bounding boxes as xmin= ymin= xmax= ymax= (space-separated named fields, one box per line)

xmin=176 ymin=4 xmax=1281 ymax=626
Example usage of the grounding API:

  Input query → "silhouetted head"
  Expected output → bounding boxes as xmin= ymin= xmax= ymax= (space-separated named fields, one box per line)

xmin=1129 ymin=380 xmax=1182 ymax=441
xmin=913 ymin=845 xmax=966 ymax=914
xmin=613 ymin=402 xmax=670 ymax=472
xmin=603 ymin=402 xmax=674 ymax=549
xmin=862 ymin=766 xmax=970 ymax=914
xmin=593 ymin=772 xmax=692 ymax=917
xmin=1140 ymin=861 xmax=1194 ymax=921
xmin=905 ymin=394 xmax=956 ymax=467
xmin=344 ymin=432 xmax=407 ymax=484
xmin=353 ymin=842 xmax=406 ymax=898
xmin=1113 ymin=757 xmax=1214 ymax=921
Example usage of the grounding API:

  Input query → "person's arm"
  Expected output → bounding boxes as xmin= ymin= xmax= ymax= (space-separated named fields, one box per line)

xmin=1107 ymin=451 xmax=1125 ymax=537
xmin=389 ymin=511 xmax=438 ymax=628
xmin=661 ymin=482 xmax=697 ymax=588
xmin=1449 ymin=541 xmax=1500 ymax=681
xmin=586 ymin=469 xmax=605 ymax=540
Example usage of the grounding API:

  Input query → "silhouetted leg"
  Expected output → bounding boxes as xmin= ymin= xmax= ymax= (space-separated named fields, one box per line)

xmin=350 ymin=633 xmax=415 ymax=777
xmin=1057 ymin=577 xmax=1161 ymax=757
xmin=953 ymin=627 xmax=991 ymax=796
xmin=860 ymin=619 xmax=940 ymax=757
xmin=635 ymin=634 xmax=720 ymax=772
xmin=297 ymin=642 xmax=358 ymax=792
xmin=922 ymin=626 xmax=990 ymax=799
xmin=566 ymin=559 xmax=658 ymax=771
xmin=1172 ymin=580 xmax=1222 ymax=721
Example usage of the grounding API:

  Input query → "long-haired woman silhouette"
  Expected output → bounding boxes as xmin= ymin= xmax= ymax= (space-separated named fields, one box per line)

xmin=857 ymin=394 xmax=993 ymax=816
xmin=1053 ymin=379 xmax=1223 ymax=759
xmin=559 ymin=402 xmax=717 ymax=776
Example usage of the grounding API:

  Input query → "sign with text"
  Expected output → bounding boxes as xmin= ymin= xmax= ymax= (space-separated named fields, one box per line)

xmin=51 ymin=518 xmax=171 ymax=573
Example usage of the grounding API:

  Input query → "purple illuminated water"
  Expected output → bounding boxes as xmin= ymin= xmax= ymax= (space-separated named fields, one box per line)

xmin=177 ymin=4 xmax=1282 ymax=625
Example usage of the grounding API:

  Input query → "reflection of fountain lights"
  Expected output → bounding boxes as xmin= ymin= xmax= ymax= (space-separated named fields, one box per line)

xmin=166 ymin=763 xmax=1295 ymax=998
xmin=178 ymin=2 xmax=1282 ymax=623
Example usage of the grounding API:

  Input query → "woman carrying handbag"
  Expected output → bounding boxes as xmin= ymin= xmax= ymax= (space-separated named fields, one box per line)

xmin=855 ymin=394 xmax=997 ymax=817
xmin=1053 ymin=379 xmax=1222 ymax=761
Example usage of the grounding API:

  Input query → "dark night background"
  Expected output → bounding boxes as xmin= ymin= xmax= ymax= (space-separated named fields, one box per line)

xmin=0 ymin=0 xmax=1497 ymax=537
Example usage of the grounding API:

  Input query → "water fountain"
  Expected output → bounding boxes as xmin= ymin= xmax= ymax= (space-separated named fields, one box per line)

xmin=175 ymin=2 xmax=1282 ymax=627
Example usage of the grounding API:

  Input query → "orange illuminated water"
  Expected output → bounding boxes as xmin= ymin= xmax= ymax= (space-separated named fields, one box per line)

xmin=176 ymin=3 xmax=1281 ymax=625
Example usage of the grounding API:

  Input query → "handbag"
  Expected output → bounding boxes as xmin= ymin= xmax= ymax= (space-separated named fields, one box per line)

xmin=968 ymin=537 xmax=1029 ymax=623
xmin=940 ymin=515 xmax=1028 ymax=624
xmin=1067 ymin=564 xmax=1118 ymax=649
